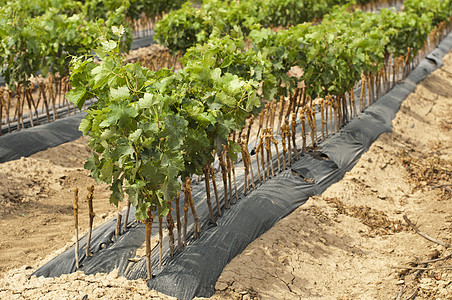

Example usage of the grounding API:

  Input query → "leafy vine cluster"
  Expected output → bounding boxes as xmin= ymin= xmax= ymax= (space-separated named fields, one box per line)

xmin=0 ymin=0 xmax=187 ymax=89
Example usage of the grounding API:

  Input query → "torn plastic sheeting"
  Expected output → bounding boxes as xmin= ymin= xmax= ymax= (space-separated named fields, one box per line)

xmin=342 ymin=114 xmax=391 ymax=149
xmin=426 ymin=51 xmax=444 ymax=67
xmin=291 ymin=154 xmax=339 ymax=185
xmin=291 ymin=167 xmax=315 ymax=182
xmin=321 ymin=133 xmax=366 ymax=171
xmin=0 ymin=112 xmax=86 ymax=163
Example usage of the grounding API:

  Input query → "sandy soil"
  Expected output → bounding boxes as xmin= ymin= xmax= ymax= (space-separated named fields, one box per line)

xmin=0 ymin=51 xmax=451 ymax=299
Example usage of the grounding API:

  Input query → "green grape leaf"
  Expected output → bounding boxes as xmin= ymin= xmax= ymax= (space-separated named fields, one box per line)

xmin=246 ymin=91 xmax=260 ymax=111
xmin=66 ymin=86 xmax=87 ymax=110
xmin=228 ymin=140 xmax=241 ymax=161
xmin=138 ymin=93 xmax=158 ymax=109
xmin=228 ymin=77 xmax=245 ymax=95
xmin=102 ymin=40 xmax=117 ymax=52
xmin=110 ymin=180 xmax=123 ymax=206
xmin=126 ymin=180 xmax=145 ymax=207
xmin=100 ymin=158 xmax=113 ymax=183
xmin=211 ymin=68 xmax=222 ymax=81
xmin=142 ymin=160 xmax=166 ymax=190
xmin=161 ymin=114 xmax=188 ymax=149
xmin=129 ymin=128 xmax=143 ymax=143
xmin=110 ymin=86 xmax=130 ymax=101
xmin=216 ymin=91 xmax=236 ymax=107
xmin=79 ymin=118 xmax=92 ymax=135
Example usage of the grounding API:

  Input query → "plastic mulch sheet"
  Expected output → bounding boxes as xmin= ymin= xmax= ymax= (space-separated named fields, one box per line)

xmin=0 ymin=112 xmax=86 ymax=163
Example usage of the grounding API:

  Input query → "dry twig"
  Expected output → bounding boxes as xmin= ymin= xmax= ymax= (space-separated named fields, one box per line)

xmin=418 ymin=252 xmax=452 ymax=264
xmin=403 ymin=215 xmax=450 ymax=248
xmin=429 ymin=184 xmax=452 ymax=192
xmin=393 ymin=265 xmax=452 ymax=271
xmin=403 ymin=286 xmax=418 ymax=300
xmin=73 ymin=188 xmax=80 ymax=269
xmin=395 ymin=286 xmax=404 ymax=300
xmin=86 ymin=185 xmax=95 ymax=257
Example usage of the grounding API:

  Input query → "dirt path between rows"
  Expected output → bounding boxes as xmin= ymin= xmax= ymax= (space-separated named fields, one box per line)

xmin=0 ymin=52 xmax=451 ymax=299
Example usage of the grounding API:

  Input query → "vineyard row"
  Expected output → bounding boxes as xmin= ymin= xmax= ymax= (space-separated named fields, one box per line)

xmin=68 ymin=0 xmax=452 ymax=279
xmin=155 ymin=0 xmax=400 ymax=55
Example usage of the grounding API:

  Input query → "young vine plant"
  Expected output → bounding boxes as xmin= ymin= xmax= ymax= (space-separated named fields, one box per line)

xmin=67 ymin=26 xmax=270 ymax=221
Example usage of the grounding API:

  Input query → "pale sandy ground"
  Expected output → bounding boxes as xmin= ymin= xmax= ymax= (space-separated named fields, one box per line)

xmin=0 ymin=51 xmax=451 ymax=299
